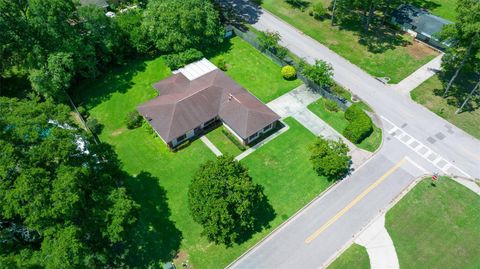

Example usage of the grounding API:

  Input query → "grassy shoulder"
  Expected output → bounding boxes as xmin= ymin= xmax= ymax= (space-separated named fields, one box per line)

xmin=328 ymin=244 xmax=370 ymax=269
xmin=308 ymin=99 xmax=382 ymax=152
xmin=209 ymin=36 xmax=301 ymax=102
xmin=386 ymin=177 xmax=480 ymax=269
xmin=74 ymin=56 xmax=332 ymax=268
xmin=410 ymin=75 xmax=480 ymax=139
xmin=261 ymin=0 xmax=438 ymax=84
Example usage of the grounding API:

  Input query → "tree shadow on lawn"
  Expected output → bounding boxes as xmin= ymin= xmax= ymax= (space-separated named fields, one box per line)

xmin=437 ymin=69 xmax=480 ymax=113
xmin=124 ymin=171 xmax=183 ymax=267
xmin=234 ymin=188 xmax=276 ymax=246
xmin=70 ymin=57 xmax=149 ymax=110
xmin=203 ymin=37 xmax=234 ymax=60
xmin=337 ymin=14 xmax=411 ymax=54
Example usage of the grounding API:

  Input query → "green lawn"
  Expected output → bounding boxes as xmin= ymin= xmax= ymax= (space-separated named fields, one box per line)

xmin=308 ymin=99 xmax=382 ymax=152
xmin=74 ymin=57 xmax=332 ymax=268
xmin=210 ymin=36 xmax=301 ymax=102
xmin=416 ymin=0 xmax=457 ymax=22
xmin=411 ymin=75 xmax=480 ymax=139
xmin=328 ymin=244 xmax=370 ymax=269
xmin=261 ymin=0 xmax=438 ymax=83
xmin=386 ymin=177 xmax=480 ymax=269
xmin=206 ymin=125 xmax=244 ymax=157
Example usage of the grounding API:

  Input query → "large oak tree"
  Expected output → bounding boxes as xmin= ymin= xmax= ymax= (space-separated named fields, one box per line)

xmin=0 ymin=97 xmax=139 ymax=268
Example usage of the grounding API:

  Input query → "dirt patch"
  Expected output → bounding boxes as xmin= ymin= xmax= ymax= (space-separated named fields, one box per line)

xmin=111 ymin=127 xmax=126 ymax=136
xmin=406 ymin=40 xmax=436 ymax=60
xmin=173 ymin=251 xmax=193 ymax=269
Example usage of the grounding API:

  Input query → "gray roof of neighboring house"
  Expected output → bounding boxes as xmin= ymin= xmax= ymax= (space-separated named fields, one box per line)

xmin=137 ymin=70 xmax=280 ymax=143
xmin=79 ymin=0 xmax=109 ymax=8
xmin=392 ymin=4 xmax=452 ymax=38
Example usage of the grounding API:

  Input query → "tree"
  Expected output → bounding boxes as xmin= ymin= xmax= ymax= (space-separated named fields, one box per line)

xmin=309 ymin=136 xmax=351 ymax=180
xmin=439 ymin=0 xmax=480 ymax=96
xmin=0 ymin=97 xmax=139 ymax=267
xmin=29 ymin=52 xmax=74 ymax=101
xmin=300 ymin=59 xmax=334 ymax=87
xmin=142 ymin=0 xmax=224 ymax=53
xmin=188 ymin=156 xmax=268 ymax=245
xmin=257 ymin=30 xmax=288 ymax=59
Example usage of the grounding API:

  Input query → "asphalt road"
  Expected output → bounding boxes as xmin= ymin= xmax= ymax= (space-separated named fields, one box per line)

xmin=222 ymin=1 xmax=480 ymax=268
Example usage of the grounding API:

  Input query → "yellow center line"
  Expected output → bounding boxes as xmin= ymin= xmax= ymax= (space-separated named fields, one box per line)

xmin=304 ymin=158 xmax=406 ymax=244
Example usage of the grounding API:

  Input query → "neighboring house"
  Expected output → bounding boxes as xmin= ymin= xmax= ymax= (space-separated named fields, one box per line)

xmin=138 ymin=59 xmax=280 ymax=148
xmin=79 ymin=0 xmax=109 ymax=9
xmin=391 ymin=4 xmax=453 ymax=49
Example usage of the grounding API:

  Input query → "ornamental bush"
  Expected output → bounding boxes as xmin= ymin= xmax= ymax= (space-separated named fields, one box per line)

xmin=281 ymin=65 xmax=297 ymax=80
xmin=125 ymin=110 xmax=143 ymax=129
xmin=214 ymin=56 xmax=228 ymax=71
xmin=343 ymin=105 xmax=373 ymax=144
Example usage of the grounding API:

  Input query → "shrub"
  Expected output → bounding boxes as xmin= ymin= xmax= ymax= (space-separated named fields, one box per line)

xmin=311 ymin=3 xmax=326 ymax=20
xmin=324 ymin=99 xmax=339 ymax=112
xmin=173 ymin=140 xmax=191 ymax=151
xmin=222 ymin=129 xmax=246 ymax=151
xmin=343 ymin=105 xmax=373 ymax=144
xmin=125 ymin=110 xmax=143 ymax=129
xmin=344 ymin=104 xmax=362 ymax=121
xmin=164 ymin=48 xmax=204 ymax=70
xmin=214 ymin=56 xmax=228 ymax=71
xmin=86 ymin=118 xmax=102 ymax=135
xmin=281 ymin=65 xmax=297 ymax=80
xmin=77 ymin=106 xmax=89 ymax=119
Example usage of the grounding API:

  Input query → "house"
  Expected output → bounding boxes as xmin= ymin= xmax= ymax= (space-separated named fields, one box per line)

xmin=138 ymin=59 xmax=280 ymax=148
xmin=79 ymin=0 xmax=109 ymax=9
xmin=391 ymin=4 xmax=453 ymax=49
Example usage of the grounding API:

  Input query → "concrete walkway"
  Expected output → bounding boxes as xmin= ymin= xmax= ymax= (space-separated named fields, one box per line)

xmin=267 ymin=85 xmax=372 ymax=169
xmin=391 ymin=54 xmax=443 ymax=95
xmin=200 ymin=136 xmax=222 ymax=156
xmin=355 ymin=214 xmax=400 ymax=269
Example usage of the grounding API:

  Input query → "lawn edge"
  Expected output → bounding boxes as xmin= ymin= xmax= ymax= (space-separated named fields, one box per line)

xmin=322 ymin=172 xmax=429 ymax=268
xmin=226 ymin=140 xmax=383 ymax=268
xmin=258 ymin=7 xmax=428 ymax=85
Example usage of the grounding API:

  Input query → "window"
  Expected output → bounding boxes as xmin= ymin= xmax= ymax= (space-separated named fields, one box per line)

xmin=176 ymin=134 xmax=187 ymax=142
xmin=263 ymin=124 xmax=272 ymax=132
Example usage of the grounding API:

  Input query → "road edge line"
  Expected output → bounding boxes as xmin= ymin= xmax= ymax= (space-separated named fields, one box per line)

xmin=319 ymin=172 xmax=428 ymax=269
xmin=225 ymin=145 xmax=381 ymax=268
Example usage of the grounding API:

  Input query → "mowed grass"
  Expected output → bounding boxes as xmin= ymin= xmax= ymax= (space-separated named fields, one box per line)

xmin=209 ymin=36 xmax=301 ymax=102
xmin=411 ymin=75 xmax=480 ymax=139
xmin=386 ymin=177 xmax=480 ymax=269
xmin=308 ymin=99 xmax=382 ymax=152
xmin=328 ymin=244 xmax=370 ymax=269
xmin=261 ymin=0 xmax=438 ymax=83
xmin=416 ymin=0 xmax=457 ymax=21
xmin=74 ymin=57 xmax=332 ymax=268
xmin=206 ymin=125 xmax=244 ymax=157
xmin=242 ymin=118 xmax=333 ymax=218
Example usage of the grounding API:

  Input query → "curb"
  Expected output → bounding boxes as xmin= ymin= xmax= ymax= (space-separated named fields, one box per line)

xmin=320 ymin=173 xmax=428 ymax=268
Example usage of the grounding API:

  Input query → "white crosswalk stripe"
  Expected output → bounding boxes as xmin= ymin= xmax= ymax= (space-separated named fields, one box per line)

xmin=380 ymin=116 xmax=471 ymax=178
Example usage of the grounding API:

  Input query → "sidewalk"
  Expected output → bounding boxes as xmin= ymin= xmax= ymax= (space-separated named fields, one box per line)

xmin=391 ymin=54 xmax=443 ymax=95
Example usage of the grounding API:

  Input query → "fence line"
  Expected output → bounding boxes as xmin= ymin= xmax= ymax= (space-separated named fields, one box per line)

xmin=230 ymin=26 xmax=351 ymax=110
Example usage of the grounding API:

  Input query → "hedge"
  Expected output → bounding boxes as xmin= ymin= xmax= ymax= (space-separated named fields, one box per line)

xmin=343 ymin=105 xmax=373 ymax=144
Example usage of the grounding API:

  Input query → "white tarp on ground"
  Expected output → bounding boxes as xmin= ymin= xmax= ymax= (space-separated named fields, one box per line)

xmin=172 ymin=58 xmax=218 ymax=81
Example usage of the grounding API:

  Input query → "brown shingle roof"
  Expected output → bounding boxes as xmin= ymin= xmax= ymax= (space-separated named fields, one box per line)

xmin=138 ymin=70 xmax=280 ymax=143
